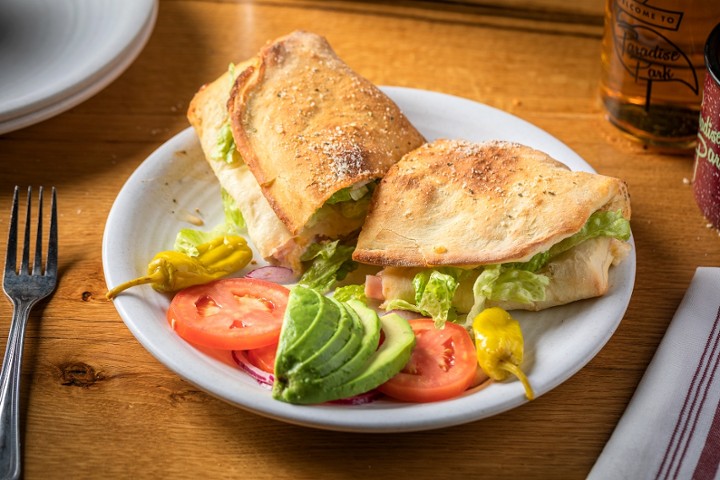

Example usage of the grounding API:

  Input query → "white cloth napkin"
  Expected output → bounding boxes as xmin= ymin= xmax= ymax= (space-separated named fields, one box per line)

xmin=589 ymin=267 xmax=720 ymax=480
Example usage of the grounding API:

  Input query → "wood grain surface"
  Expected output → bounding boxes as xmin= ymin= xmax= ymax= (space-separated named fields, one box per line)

xmin=0 ymin=1 xmax=717 ymax=478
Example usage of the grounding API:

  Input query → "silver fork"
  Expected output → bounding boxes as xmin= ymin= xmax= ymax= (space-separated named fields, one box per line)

xmin=0 ymin=186 xmax=57 ymax=480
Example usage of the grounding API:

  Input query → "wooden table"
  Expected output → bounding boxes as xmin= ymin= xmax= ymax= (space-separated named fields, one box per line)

xmin=1 ymin=1 xmax=717 ymax=478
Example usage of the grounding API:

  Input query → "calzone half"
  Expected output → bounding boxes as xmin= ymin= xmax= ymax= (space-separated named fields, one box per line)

xmin=352 ymin=139 xmax=633 ymax=324
xmin=188 ymin=31 xmax=425 ymax=274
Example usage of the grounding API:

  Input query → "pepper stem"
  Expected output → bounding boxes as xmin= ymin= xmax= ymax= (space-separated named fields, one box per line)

xmin=105 ymin=271 xmax=163 ymax=300
xmin=499 ymin=360 xmax=535 ymax=400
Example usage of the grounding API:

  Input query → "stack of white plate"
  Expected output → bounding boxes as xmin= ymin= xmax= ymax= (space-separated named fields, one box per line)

xmin=0 ymin=0 xmax=158 ymax=135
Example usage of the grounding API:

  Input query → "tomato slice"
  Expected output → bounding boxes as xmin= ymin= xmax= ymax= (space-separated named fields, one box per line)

xmin=378 ymin=319 xmax=477 ymax=403
xmin=246 ymin=342 xmax=278 ymax=374
xmin=167 ymin=278 xmax=289 ymax=351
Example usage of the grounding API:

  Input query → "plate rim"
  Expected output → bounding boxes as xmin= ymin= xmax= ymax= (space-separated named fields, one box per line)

xmin=0 ymin=0 xmax=158 ymax=133
xmin=102 ymin=86 xmax=636 ymax=432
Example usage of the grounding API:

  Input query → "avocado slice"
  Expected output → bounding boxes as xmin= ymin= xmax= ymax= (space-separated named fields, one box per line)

xmin=319 ymin=312 xmax=415 ymax=401
xmin=274 ymin=299 xmax=380 ymax=403
xmin=275 ymin=284 xmax=324 ymax=354
xmin=317 ymin=300 xmax=381 ymax=387
xmin=312 ymin=301 xmax=367 ymax=379
xmin=276 ymin=312 xmax=415 ymax=404
xmin=290 ymin=298 xmax=361 ymax=378
xmin=273 ymin=286 xmax=341 ymax=391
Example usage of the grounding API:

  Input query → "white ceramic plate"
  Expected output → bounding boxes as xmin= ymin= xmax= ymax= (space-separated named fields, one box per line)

xmin=0 ymin=0 xmax=158 ymax=134
xmin=102 ymin=87 xmax=636 ymax=433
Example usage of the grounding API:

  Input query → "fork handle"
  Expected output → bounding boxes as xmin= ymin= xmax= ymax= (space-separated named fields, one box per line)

xmin=0 ymin=301 xmax=33 ymax=480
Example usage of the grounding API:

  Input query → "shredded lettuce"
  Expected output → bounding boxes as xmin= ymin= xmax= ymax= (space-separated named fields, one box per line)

xmin=174 ymin=189 xmax=245 ymax=257
xmin=212 ymin=122 xmax=240 ymax=164
xmin=174 ymin=229 xmax=215 ymax=257
xmin=466 ymin=210 xmax=630 ymax=321
xmin=323 ymin=182 xmax=376 ymax=219
xmin=386 ymin=268 xmax=468 ymax=328
xmin=298 ymin=240 xmax=357 ymax=293
xmin=509 ymin=210 xmax=631 ymax=272
xmin=227 ymin=62 xmax=236 ymax=87
xmin=210 ymin=63 xmax=243 ymax=165
xmin=549 ymin=209 xmax=630 ymax=255
xmin=326 ymin=187 xmax=356 ymax=205
xmin=466 ymin=265 xmax=550 ymax=322
xmin=389 ymin=210 xmax=631 ymax=326
xmin=325 ymin=184 xmax=370 ymax=205
xmin=340 ymin=195 xmax=372 ymax=219
xmin=333 ymin=284 xmax=367 ymax=303
xmin=473 ymin=266 xmax=549 ymax=303
xmin=221 ymin=188 xmax=245 ymax=230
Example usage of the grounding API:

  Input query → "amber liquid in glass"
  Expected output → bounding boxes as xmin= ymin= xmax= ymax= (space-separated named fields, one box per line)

xmin=600 ymin=0 xmax=720 ymax=150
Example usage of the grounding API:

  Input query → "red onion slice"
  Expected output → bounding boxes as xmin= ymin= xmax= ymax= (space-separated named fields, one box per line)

xmin=244 ymin=266 xmax=297 ymax=284
xmin=329 ymin=390 xmax=382 ymax=406
xmin=231 ymin=350 xmax=380 ymax=405
xmin=231 ymin=350 xmax=274 ymax=389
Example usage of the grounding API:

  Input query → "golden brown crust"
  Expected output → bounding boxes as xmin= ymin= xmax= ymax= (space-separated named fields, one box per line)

xmin=187 ymin=56 xmax=375 ymax=274
xmin=227 ymin=30 xmax=426 ymax=235
xmin=353 ymin=139 xmax=632 ymax=267
xmin=186 ymin=61 xmax=299 ymax=265
xmin=188 ymin=62 xmax=365 ymax=274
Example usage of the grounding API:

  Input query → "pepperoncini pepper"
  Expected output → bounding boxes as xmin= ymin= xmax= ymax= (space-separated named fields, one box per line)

xmin=472 ymin=307 xmax=535 ymax=400
xmin=106 ymin=235 xmax=252 ymax=299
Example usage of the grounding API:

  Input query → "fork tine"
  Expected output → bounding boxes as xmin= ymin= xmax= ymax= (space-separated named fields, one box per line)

xmin=0 ymin=186 xmax=58 ymax=480
xmin=4 ymin=187 xmax=18 ymax=276
xmin=33 ymin=187 xmax=44 ymax=275
xmin=46 ymin=187 xmax=58 ymax=276
xmin=19 ymin=187 xmax=31 ymax=276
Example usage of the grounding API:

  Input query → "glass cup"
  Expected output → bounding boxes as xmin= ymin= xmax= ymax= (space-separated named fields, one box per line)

xmin=600 ymin=0 xmax=720 ymax=151
xmin=693 ymin=23 xmax=720 ymax=229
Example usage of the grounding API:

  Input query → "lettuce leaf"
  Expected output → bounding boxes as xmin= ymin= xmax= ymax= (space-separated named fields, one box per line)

xmin=227 ymin=62 xmax=237 ymax=87
xmin=325 ymin=187 xmax=356 ymax=205
xmin=466 ymin=265 xmax=550 ymax=321
xmin=221 ymin=188 xmax=245 ymax=230
xmin=212 ymin=122 xmax=240 ymax=165
xmin=509 ymin=210 xmax=631 ymax=272
xmin=325 ymin=183 xmax=371 ymax=205
xmin=388 ymin=211 xmax=631 ymax=326
xmin=386 ymin=268 xmax=468 ymax=328
xmin=210 ymin=63 xmax=242 ymax=165
xmin=333 ymin=284 xmax=367 ymax=303
xmin=466 ymin=210 xmax=629 ymax=321
xmin=324 ymin=182 xmax=375 ymax=219
xmin=338 ymin=194 xmax=373 ymax=219
xmin=298 ymin=240 xmax=357 ymax=293
xmin=549 ymin=209 xmax=631 ymax=254
xmin=174 ymin=189 xmax=245 ymax=257
xmin=174 ymin=229 xmax=217 ymax=257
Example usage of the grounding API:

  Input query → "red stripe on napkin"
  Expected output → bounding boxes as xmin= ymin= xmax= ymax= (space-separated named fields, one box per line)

xmin=657 ymin=306 xmax=720 ymax=480
xmin=694 ymin=396 xmax=720 ymax=480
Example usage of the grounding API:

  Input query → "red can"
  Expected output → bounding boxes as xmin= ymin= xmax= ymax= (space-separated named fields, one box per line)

xmin=693 ymin=23 xmax=720 ymax=229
